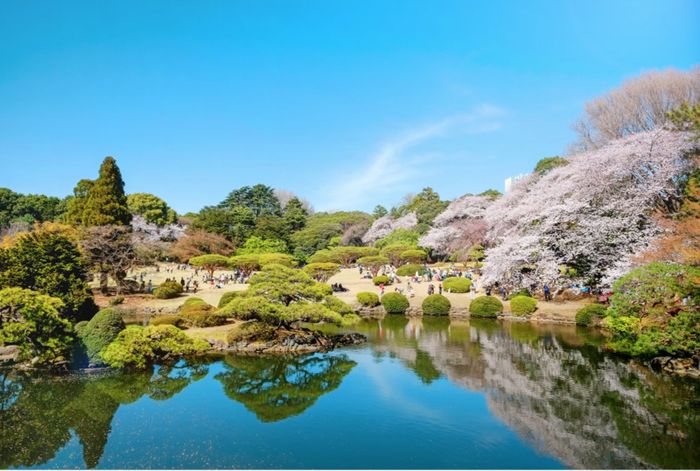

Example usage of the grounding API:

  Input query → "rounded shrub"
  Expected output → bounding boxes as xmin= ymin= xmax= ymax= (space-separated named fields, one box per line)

xmin=182 ymin=297 xmax=208 ymax=308
xmin=324 ymin=295 xmax=354 ymax=315
xmin=373 ymin=275 xmax=392 ymax=286
xmin=150 ymin=315 xmax=181 ymax=326
xmin=422 ymin=294 xmax=451 ymax=316
xmin=179 ymin=311 xmax=227 ymax=328
xmin=469 ymin=296 xmax=504 ymax=318
xmin=575 ymin=303 xmax=608 ymax=326
xmin=510 ymin=295 xmax=538 ymax=316
xmin=153 ymin=280 xmax=183 ymax=299
xmin=381 ymin=292 xmax=410 ymax=314
xmin=443 ymin=277 xmax=471 ymax=293
xmin=357 ymin=292 xmax=380 ymax=307
xmin=218 ymin=290 xmax=242 ymax=308
xmin=396 ymin=264 xmax=423 ymax=277
xmin=227 ymin=321 xmax=277 ymax=344
xmin=78 ymin=308 xmax=126 ymax=364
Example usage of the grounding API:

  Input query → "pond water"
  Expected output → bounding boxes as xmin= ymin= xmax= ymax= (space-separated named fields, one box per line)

xmin=2 ymin=317 xmax=699 ymax=469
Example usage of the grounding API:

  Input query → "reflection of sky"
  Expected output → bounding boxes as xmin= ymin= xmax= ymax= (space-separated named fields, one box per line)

xmin=31 ymin=350 xmax=563 ymax=469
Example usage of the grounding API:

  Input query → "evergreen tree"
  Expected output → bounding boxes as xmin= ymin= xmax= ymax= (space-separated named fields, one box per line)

xmin=282 ymin=197 xmax=308 ymax=232
xmin=80 ymin=157 xmax=131 ymax=227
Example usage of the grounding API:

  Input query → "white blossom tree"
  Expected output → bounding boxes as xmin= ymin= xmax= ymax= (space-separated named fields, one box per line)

xmin=361 ymin=212 xmax=418 ymax=244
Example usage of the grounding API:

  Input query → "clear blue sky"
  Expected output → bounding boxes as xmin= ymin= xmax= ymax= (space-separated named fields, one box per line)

xmin=1 ymin=0 xmax=698 ymax=214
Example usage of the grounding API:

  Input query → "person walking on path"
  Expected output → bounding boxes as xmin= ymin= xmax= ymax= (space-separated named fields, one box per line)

xmin=544 ymin=284 xmax=551 ymax=301
xmin=438 ymin=283 xmax=443 ymax=295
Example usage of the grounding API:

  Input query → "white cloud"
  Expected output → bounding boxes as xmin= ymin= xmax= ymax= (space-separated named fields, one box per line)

xmin=320 ymin=105 xmax=505 ymax=211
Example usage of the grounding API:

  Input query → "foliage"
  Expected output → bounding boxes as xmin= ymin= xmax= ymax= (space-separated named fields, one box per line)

xmin=168 ymin=229 xmax=235 ymax=261
xmin=400 ymin=248 xmax=427 ymax=264
xmin=396 ymin=263 xmax=424 ymax=276
xmin=236 ymin=235 xmax=288 ymax=255
xmin=478 ymin=189 xmax=502 ymax=199
xmin=77 ymin=308 xmax=126 ymax=364
xmin=219 ymin=184 xmax=282 ymax=217
xmin=572 ymin=68 xmax=700 ymax=151
xmin=509 ymin=296 xmax=538 ymax=316
xmin=126 ymin=193 xmax=177 ymax=226
xmin=443 ymin=277 xmax=471 ymax=293
xmin=669 ymin=102 xmax=700 ymax=139
xmin=356 ymin=292 xmax=380 ymax=307
xmin=380 ymin=243 xmax=416 ymax=266
xmin=229 ymin=254 xmax=261 ymax=276
xmin=191 ymin=206 xmax=255 ymax=245
xmin=226 ymin=320 xmax=277 ymax=343
xmin=253 ymin=215 xmax=289 ymax=243
xmin=282 ymin=197 xmax=309 ymax=232
xmin=327 ymin=246 xmax=376 ymax=265
xmin=100 ymin=325 xmax=210 ymax=369
xmin=258 ymin=252 xmax=296 ymax=267
xmin=307 ymin=249 xmax=333 ymax=263
xmin=0 ymin=288 xmax=72 ymax=364
xmin=153 ymin=280 xmax=183 ymax=299
xmin=150 ymin=315 xmax=181 ymax=326
xmin=534 ymin=156 xmax=568 ymax=174
xmin=217 ymin=290 xmax=242 ymax=308
xmin=605 ymin=262 xmax=700 ymax=356
xmin=575 ymin=304 xmax=608 ymax=327
xmin=217 ymin=295 xmax=272 ymax=321
xmin=372 ymin=275 xmax=392 ymax=286
xmin=395 ymin=187 xmax=449 ymax=230
xmin=482 ymin=130 xmax=696 ymax=289
xmin=323 ymin=296 xmax=353 ymax=315
xmin=469 ymin=296 xmax=503 ymax=318
xmin=356 ymin=255 xmax=389 ymax=276
xmin=422 ymin=294 xmax=451 ymax=316
xmin=0 ymin=229 xmax=96 ymax=321
xmin=372 ymin=205 xmax=388 ymax=219
xmin=71 ymin=157 xmax=132 ymax=227
xmin=189 ymin=254 xmax=230 ymax=277
xmin=303 ymin=262 xmax=340 ymax=282
xmin=374 ymin=228 xmax=421 ymax=250
xmin=247 ymin=264 xmax=330 ymax=306
xmin=0 ymin=188 xmax=64 ymax=229
xmin=381 ymin=292 xmax=410 ymax=314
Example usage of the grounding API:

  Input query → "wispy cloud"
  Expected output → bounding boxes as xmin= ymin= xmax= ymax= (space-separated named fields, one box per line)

xmin=320 ymin=104 xmax=505 ymax=211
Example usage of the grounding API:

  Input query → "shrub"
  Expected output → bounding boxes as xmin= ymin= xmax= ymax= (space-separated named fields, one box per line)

xmin=373 ymin=275 xmax=392 ymax=286
xmin=179 ymin=312 xmax=227 ymax=328
xmin=181 ymin=297 xmax=208 ymax=309
xmin=0 ymin=287 xmax=72 ymax=364
xmin=396 ymin=264 xmax=423 ymax=276
xmin=227 ymin=321 xmax=277 ymax=344
xmin=575 ymin=304 xmax=608 ymax=326
xmin=100 ymin=325 xmax=210 ymax=369
xmin=324 ymin=296 xmax=354 ymax=315
xmin=216 ymin=296 xmax=272 ymax=320
xmin=508 ymin=288 xmax=531 ymax=299
xmin=381 ymin=292 xmax=410 ymax=314
xmin=78 ymin=308 xmax=126 ymax=364
xmin=605 ymin=262 xmax=700 ymax=357
xmin=218 ymin=290 xmax=242 ymax=308
xmin=400 ymin=249 xmax=427 ymax=264
xmin=442 ymin=277 xmax=471 ymax=293
xmin=150 ymin=315 xmax=181 ymax=326
xmin=109 ymin=296 xmax=125 ymax=306
xmin=510 ymin=296 xmax=538 ymax=316
xmin=303 ymin=262 xmax=341 ymax=282
xmin=153 ymin=280 xmax=183 ymax=299
xmin=357 ymin=292 xmax=380 ymax=307
xmin=258 ymin=252 xmax=296 ymax=267
xmin=422 ymin=294 xmax=451 ymax=316
xmin=469 ymin=296 xmax=504 ymax=318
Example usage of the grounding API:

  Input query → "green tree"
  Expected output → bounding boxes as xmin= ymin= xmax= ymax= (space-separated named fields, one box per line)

xmin=253 ymin=215 xmax=289 ymax=242
xmin=303 ymin=262 xmax=341 ymax=282
xmin=668 ymin=102 xmax=700 ymax=140
xmin=357 ymin=255 xmax=390 ymax=276
xmin=219 ymin=184 xmax=282 ymax=217
xmin=282 ymin=197 xmax=308 ymax=232
xmin=64 ymin=179 xmax=94 ymax=225
xmin=0 ymin=287 xmax=73 ymax=364
xmin=380 ymin=243 xmax=416 ymax=266
xmin=0 ymin=230 xmax=97 ymax=321
xmin=76 ymin=308 xmax=126 ymax=364
xmin=375 ymin=228 xmax=420 ymax=249
xmin=192 ymin=206 xmax=255 ymax=245
xmin=477 ymin=189 xmax=502 ymax=199
xmin=189 ymin=254 xmax=231 ymax=278
xmin=534 ymin=156 xmax=569 ymax=174
xmin=236 ymin=236 xmax=288 ymax=255
xmin=80 ymin=157 xmax=132 ymax=226
xmin=126 ymin=193 xmax=177 ymax=225
xmin=372 ymin=205 xmax=388 ymax=219
xmin=0 ymin=189 xmax=64 ymax=229
xmin=396 ymin=187 xmax=448 ymax=231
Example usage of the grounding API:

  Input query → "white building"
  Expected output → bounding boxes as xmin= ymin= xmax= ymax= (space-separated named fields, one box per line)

xmin=504 ymin=173 xmax=529 ymax=194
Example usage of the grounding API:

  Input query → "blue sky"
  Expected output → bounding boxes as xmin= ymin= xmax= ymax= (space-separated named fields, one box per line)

xmin=1 ymin=0 xmax=698 ymax=213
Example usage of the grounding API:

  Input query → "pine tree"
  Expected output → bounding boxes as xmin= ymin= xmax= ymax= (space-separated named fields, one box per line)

xmin=283 ymin=197 xmax=308 ymax=232
xmin=81 ymin=157 xmax=131 ymax=226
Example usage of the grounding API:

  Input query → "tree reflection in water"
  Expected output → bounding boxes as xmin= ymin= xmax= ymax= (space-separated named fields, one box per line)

xmin=0 ymin=361 xmax=209 ymax=469
xmin=214 ymin=353 xmax=356 ymax=422
xmin=359 ymin=316 xmax=700 ymax=469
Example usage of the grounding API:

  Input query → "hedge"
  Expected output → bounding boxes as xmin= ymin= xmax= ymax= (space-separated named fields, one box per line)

xmin=381 ymin=292 xmax=410 ymax=314
xmin=356 ymin=292 xmax=380 ymax=307
xmin=443 ymin=277 xmax=471 ymax=293
xmin=469 ymin=296 xmax=503 ymax=318
xmin=422 ymin=294 xmax=451 ymax=316
xmin=510 ymin=295 xmax=538 ymax=316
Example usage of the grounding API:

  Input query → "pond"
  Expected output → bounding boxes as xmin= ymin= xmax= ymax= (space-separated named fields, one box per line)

xmin=2 ymin=317 xmax=699 ymax=469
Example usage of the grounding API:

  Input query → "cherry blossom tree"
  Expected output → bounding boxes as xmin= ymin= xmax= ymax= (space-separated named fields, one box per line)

xmin=481 ymin=129 xmax=696 ymax=289
xmin=361 ymin=212 xmax=418 ymax=245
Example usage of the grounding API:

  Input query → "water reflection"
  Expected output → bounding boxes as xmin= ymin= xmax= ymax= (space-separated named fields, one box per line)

xmin=0 ymin=362 xmax=209 ymax=469
xmin=354 ymin=316 xmax=700 ymax=469
xmin=215 ymin=354 xmax=356 ymax=423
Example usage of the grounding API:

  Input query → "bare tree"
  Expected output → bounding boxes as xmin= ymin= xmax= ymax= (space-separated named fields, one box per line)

xmin=572 ymin=68 xmax=700 ymax=152
xmin=80 ymin=225 xmax=137 ymax=295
